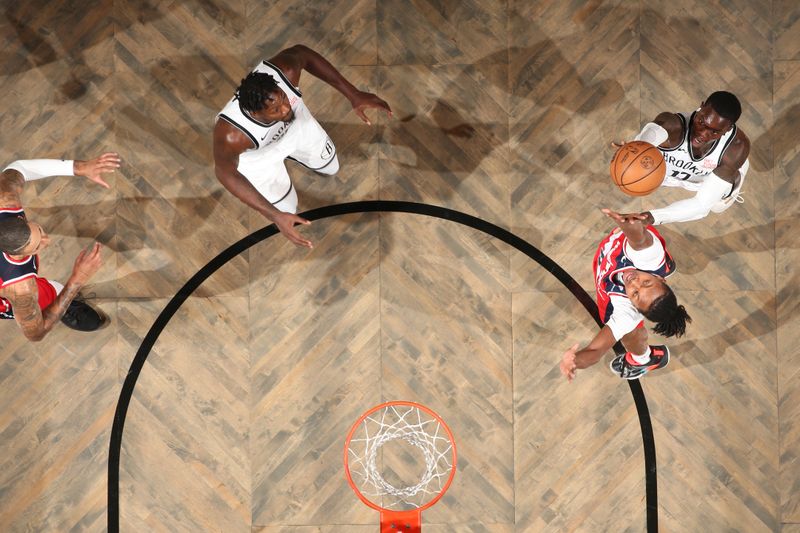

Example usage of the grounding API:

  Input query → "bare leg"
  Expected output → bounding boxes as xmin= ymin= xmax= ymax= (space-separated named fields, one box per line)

xmin=621 ymin=326 xmax=648 ymax=355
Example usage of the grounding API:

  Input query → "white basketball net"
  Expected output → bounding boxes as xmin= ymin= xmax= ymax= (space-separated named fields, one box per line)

xmin=346 ymin=403 xmax=455 ymax=510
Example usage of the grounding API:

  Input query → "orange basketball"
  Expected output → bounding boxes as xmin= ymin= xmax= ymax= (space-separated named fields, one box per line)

xmin=610 ymin=141 xmax=666 ymax=196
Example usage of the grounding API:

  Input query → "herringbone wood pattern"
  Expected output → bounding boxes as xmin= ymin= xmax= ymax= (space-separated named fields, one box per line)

xmin=0 ymin=1 xmax=796 ymax=532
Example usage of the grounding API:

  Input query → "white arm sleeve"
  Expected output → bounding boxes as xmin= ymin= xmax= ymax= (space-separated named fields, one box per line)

xmin=624 ymin=230 xmax=665 ymax=270
xmin=649 ymin=173 xmax=733 ymax=225
xmin=634 ymin=122 xmax=669 ymax=146
xmin=3 ymin=159 xmax=74 ymax=181
xmin=605 ymin=296 xmax=644 ymax=340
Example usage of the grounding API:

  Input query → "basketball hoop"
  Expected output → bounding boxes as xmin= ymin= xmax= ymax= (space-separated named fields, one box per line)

xmin=344 ymin=401 xmax=457 ymax=532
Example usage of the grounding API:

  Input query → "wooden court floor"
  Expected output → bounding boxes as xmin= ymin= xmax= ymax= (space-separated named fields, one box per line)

xmin=0 ymin=1 xmax=798 ymax=531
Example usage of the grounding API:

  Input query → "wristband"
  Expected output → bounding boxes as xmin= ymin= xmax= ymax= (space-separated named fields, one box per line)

xmin=634 ymin=122 xmax=668 ymax=147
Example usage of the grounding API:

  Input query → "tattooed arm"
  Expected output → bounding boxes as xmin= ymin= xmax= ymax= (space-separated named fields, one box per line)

xmin=0 ymin=243 xmax=103 ymax=342
xmin=0 ymin=168 xmax=24 ymax=208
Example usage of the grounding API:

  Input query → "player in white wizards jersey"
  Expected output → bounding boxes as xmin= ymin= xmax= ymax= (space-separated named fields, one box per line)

xmin=619 ymin=91 xmax=750 ymax=225
xmin=214 ymin=45 xmax=392 ymax=248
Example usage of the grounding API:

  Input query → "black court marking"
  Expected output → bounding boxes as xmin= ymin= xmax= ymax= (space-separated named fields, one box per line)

xmin=107 ymin=200 xmax=658 ymax=532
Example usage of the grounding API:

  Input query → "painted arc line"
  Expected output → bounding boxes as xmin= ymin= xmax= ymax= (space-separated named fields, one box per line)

xmin=107 ymin=200 xmax=658 ymax=532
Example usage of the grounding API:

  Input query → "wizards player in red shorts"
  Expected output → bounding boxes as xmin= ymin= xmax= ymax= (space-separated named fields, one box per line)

xmin=0 ymin=153 xmax=119 ymax=341
xmin=560 ymin=209 xmax=692 ymax=381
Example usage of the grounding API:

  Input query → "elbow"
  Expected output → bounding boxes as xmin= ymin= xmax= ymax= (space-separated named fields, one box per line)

xmin=213 ymin=166 xmax=225 ymax=183
xmin=214 ymin=166 xmax=232 ymax=186
xmin=26 ymin=331 xmax=45 ymax=342
xmin=287 ymin=43 xmax=311 ymax=54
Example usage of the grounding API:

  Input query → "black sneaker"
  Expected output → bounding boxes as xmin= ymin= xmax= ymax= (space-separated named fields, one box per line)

xmin=61 ymin=296 xmax=107 ymax=332
xmin=609 ymin=345 xmax=670 ymax=380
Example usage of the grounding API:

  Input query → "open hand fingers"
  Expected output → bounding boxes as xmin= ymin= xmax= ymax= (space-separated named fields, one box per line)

xmin=601 ymin=208 xmax=623 ymax=222
xmin=96 ymin=154 xmax=121 ymax=172
xmin=354 ymin=107 xmax=371 ymax=125
xmin=99 ymin=152 xmax=122 ymax=164
xmin=80 ymin=242 xmax=103 ymax=266
xmin=354 ymin=95 xmax=392 ymax=124
xmin=376 ymin=98 xmax=392 ymax=117
xmin=90 ymin=176 xmax=111 ymax=189
xmin=88 ymin=241 xmax=102 ymax=258
xmin=560 ymin=343 xmax=579 ymax=382
xmin=285 ymin=227 xmax=313 ymax=248
xmin=276 ymin=214 xmax=313 ymax=248
xmin=74 ymin=248 xmax=87 ymax=264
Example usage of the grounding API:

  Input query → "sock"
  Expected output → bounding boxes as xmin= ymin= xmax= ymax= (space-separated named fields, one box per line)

xmin=626 ymin=346 xmax=652 ymax=365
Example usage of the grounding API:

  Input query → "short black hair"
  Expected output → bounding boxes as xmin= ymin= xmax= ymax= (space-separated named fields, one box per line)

xmin=642 ymin=285 xmax=691 ymax=338
xmin=0 ymin=217 xmax=31 ymax=253
xmin=236 ymin=71 xmax=280 ymax=113
xmin=705 ymin=91 xmax=741 ymax=123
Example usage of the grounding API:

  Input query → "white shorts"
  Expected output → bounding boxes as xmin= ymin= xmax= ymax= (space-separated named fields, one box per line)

xmin=50 ymin=279 xmax=64 ymax=294
xmin=236 ymin=106 xmax=339 ymax=214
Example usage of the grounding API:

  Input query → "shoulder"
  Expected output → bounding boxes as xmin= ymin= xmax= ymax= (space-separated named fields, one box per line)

xmin=653 ymin=112 xmax=683 ymax=133
xmin=1 ymin=277 xmax=44 ymax=340
xmin=266 ymin=45 xmax=309 ymax=86
xmin=653 ymin=112 xmax=684 ymax=147
xmin=213 ymin=118 xmax=255 ymax=157
xmin=722 ymin=126 xmax=750 ymax=169
xmin=0 ymin=276 xmax=38 ymax=301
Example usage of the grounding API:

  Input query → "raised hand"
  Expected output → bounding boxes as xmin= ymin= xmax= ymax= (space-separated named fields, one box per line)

xmin=74 ymin=152 xmax=122 ymax=188
xmin=560 ymin=343 xmax=580 ymax=383
xmin=273 ymin=212 xmax=313 ymax=248
xmin=601 ymin=208 xmax=653 ymax=226
xmin=350 ymin=90 xmax=393 ymax=125
xmin=70 ymin=242 xmax=103 ymax=286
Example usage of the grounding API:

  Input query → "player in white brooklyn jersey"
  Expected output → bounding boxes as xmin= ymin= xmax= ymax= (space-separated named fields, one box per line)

xmin=214 ymin=45 xmax=392 ymax=248
xmin=619 ymin=91 xmax=750 ymax=226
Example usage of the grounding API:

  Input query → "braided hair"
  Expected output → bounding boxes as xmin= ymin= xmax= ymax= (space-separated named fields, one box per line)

xmin=236 ymin=72 xmax=280 ymax=113
xmin=642 ymin=284 xmax=692 ymax=338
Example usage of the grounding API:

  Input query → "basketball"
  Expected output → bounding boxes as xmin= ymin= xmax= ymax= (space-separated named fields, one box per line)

xmin=609 ymin=141 xmax=666 ymax=196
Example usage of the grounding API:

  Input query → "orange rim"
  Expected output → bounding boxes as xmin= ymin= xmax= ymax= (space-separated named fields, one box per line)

xmin=343 ymin=400 xmax=457 ymax=513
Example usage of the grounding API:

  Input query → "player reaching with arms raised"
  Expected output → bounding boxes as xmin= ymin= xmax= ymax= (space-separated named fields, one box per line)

xmin=560 ymin=209 xmax=691 ymax=381
xmin=616 ymin=91 xmax=750 ymax=225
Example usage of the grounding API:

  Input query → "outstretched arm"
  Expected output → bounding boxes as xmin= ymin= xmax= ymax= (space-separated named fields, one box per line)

xmin=601 ymin=209 xmax=653 ymax=250
xmin=0 ymin=153 xmax=120 ymax=208
xmin=269 ymin=44 xmax=392 ymax=125
xmin=645 ymin=131 xmax=749 ymax=225
xmin=212 ymin=120 xmax=313 ymax=248
xmin=560 ymin=326 xmax=617 ymax=382
xmin=646 ymin=176 xmax=733 ymax=225
xmin=612 ymin=112 xmax=683 ymax=150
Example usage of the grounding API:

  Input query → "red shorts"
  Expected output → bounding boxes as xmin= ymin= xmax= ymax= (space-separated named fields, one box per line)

xmin=0 ymin=277 xmax=58 ymax=318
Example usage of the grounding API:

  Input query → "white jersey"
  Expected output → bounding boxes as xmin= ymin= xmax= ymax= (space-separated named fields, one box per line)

xmin=659 ymin=111 xmax=739 ymax=191
xmin=217 ymin=61 xmax=308 ymax=156
xmin=215 ymin=60 xmax=337 ymax=212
